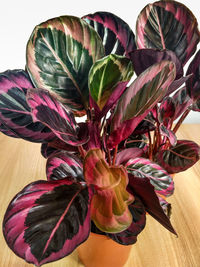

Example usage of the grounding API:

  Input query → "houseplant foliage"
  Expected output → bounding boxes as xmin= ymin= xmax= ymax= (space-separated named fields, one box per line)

xmin=0 ymin=0 xmax=200 ymax=266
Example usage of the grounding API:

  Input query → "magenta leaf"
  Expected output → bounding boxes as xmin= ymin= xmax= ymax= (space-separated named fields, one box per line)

xmin=136 ymin=1 xmax=200 ymax=65
xmin=3 ymin=179 xmax=92 ymax=266
xmin=115 ymin=148 xmax=144 ymax=165
xmin=156 ymin=140 xmax=200 ymax=173
xmin=46 ymin=151 xmax=83 ymax=181
xmin=0 ymin=70 xmax=55 ymax=142
xmin=127 ymin=174 xmax=176 ymax=235
xmin=82 ymin=11 xmax=136 ymax=56
xmin=186 ymin=49 xmax=200 ymax=101
xmin=126 ymin=157 xmax=174 ymax=197
xmin=107 ymin=61 xmax=176 ymax=148
xmin=27 ymin=88 xmax=88 ymax=146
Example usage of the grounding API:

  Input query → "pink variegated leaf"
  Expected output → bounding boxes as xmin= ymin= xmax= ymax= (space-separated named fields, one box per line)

xmin=83 ymin=148 xmax=134 ymax=233
xmin=3 ymin=179 xmax=92 ymax=266
xmin=126 ymin=157 xmax=174 ymax=197
xmin=82 ymin=11 xmax=136 ymax=56
xmin=115 ymin=148 xmax=144 ymax=165
xmin=159 ymin=123 xmax=177 ymax=146
xmin=127 ymin=174 xmax=176 ymax=235
xmin=156 ymin=140 xmax=200 ymax=173
xmin=27 ymin=88 xmax=88 ymax=146
xmin=136 ymin=1 xmax=200 ymax=65
xmin=0 ymin=70 xmax=55 ymax=142
xmin=172 ymin=87 xmax=193 ymax=119
xmin=46 ymin=151 xmax=83 ymax=181
xmin=107 ymin=61 xmax=176 ymax=148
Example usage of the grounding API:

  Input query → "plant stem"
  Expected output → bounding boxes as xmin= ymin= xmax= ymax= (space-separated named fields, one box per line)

xmin=172 ymin=109 xmax=191 ymax=134
xmin=147 ymin=131 xmax=153 ymax=160
xmin=78 ymin=145 xmax=86 ymax=158
xmin=112 ymin=145 xmax=118 ymax=166
xmin=107 ymin=149 xmax=112 ymax=166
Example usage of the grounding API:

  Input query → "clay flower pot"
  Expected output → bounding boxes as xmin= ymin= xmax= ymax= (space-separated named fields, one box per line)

xmin=77 ymin=233 xmax=132 ymax=267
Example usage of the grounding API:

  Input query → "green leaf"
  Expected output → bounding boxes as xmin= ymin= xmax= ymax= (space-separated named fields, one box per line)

xmin=26 ymin=16 xmax=105 ymax=115
xmin=89 ymin=54 xmax=133 ymax=110
xmin=83 ymin=148 xmax=134 ymax=233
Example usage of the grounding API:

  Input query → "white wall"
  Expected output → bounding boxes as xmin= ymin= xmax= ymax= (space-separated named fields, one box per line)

xmin=0 ymin=0 xmax=199 ymax=123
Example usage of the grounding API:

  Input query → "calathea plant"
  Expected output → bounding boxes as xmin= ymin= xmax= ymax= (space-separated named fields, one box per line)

xmin=1 ymin=1 xmax=200 ymax=266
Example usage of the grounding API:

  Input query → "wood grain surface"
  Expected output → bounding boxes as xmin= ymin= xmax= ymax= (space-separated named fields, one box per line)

xmin=0 ymin=124 xmax=200 ymax=267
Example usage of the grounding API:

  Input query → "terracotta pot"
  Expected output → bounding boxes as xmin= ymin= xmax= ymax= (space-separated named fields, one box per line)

xmin=77 ymin=233 xmax=132 ymax=267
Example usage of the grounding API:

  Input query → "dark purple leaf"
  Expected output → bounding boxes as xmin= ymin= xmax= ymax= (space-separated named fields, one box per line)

xmin=124 ymin=134 xmax=148 ymax=150
xmin=0 ymin=70 xmax=55 ymax=142
xmin=156 ymin=140 xmax=200 ymax=173
xmin=191 ymin=98 xmax=200 ymax=111
xmin=3 ymin=179 xmax=92 ymax=266
xmin=159 ymin=123 xmax=177 ymax=146
xmin=46 ymin=151 xmax=83 ymax=181
xmin=41 ymin=143 xmax=59 ymax=158
xmin=172 ymin=87 xmax=193 ymax=119
xmin=115 ymin=148 xmax=143 ymax=165
xmin=126 ymin=157 xmax=174 ymax=197
xmin=132 ymin=118 xmax=156 ymax=135
xmin=27 ymin=88 xmax=88 ymax=146
xmin=41 ymin=138 xmax=79 ymax=158
xmin=186 ymin=49 xmax=200 ymax=101
xmin=136 ymin=1 xmax=200 ymax=65
xmin=166 ymin=74 xmax=192 ymax=97
xmin=159 ymin=97 xmax=175 ymax=125
xmin=129 ymin=49 xmax=183 ymax=79
xmin=127 ymin=174 xmax=176 ymax=235
xmin=0 ymin=121 xmax=18 ymax=138
xmin=82 ymin=12 xmax=136 ymax=56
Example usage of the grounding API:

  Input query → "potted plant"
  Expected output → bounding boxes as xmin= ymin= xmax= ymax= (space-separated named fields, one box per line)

xmin=1 ymin=1 xmax=200 ymax=266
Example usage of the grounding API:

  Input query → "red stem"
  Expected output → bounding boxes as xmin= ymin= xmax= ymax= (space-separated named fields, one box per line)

xmin=112 ymin=145 xmax=118 ymax=166
xmin=78 ymin=145 xmax=86 ymax=158
xmin=107 ymin=149 xmax=112 ymax=166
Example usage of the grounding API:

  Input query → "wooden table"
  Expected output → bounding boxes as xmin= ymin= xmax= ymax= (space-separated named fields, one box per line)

xmin=0 ymin=124 xmax=200 ymax=267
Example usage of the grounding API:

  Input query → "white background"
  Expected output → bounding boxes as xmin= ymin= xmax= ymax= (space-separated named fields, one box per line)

xmin=0 ymin=0 xmax=199 ymax=123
